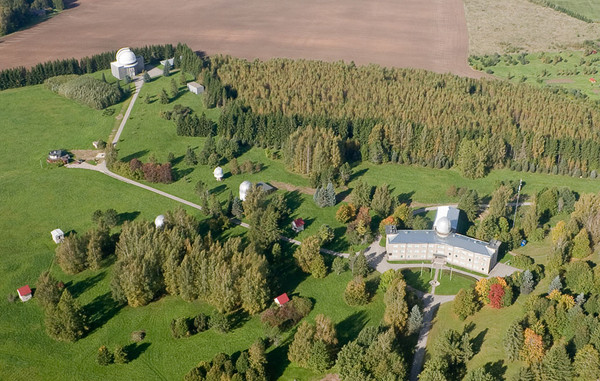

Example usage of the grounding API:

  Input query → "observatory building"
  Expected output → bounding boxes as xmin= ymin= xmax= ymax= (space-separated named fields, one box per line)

xmin=155 ymin=215 xmax=165 ymax=229
xmin=385 ymin=208 xmax=500 ymax=274
xmin=111 ymin=48 xmax=145 ymax=80
xmin=239 ymin=181 xmax=252 ymax=201
xmin=214 ymin=167 xmax=223 ymax=181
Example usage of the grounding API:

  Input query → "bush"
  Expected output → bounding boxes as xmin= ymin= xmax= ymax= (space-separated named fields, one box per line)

xmin=45 ymin=75 xmax=123 ymax=109
xmin=131 ymin=330 xmax=146 ymax=342
xmin=210 ymin=313 xmax=231 ymax=333
xmin=97 ymin=345 xmax=113 ymax=366
xmin=193 ymin=313 xmax=209 ymax=333
xmin=7 ymin=293 xmax=16 ymax=303
xmin=344 ymin=277 xmax=368 ymax=306
xmin=170 ymin=317 xmax=192 ymax=338
xmin=113 ymin=345 xmax=128 ymax=364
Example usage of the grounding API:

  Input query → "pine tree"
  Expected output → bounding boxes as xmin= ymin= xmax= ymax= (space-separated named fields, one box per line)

xmin=184 ymin=146 xmax=198 ymax=166
xmin=371 ymin=183 xmax=393 ymax=217
xmin=350 ymin=180 xmax=372 ymax=208
xmin=324 ymin=182 xmax=336 ymax=207
xmin=574 ymin=344 xmax=600 ymax=380
xmin=520 ymin=270 xmax=535 ymax=295
xmin=35 ymin=271 xmax=62 ymax=310
xmin=97 ymin=345 xmax=113 ymax=365
xmin=143 ymin=71 xmax=151 ymax=83
xmin=464 ymin=368 xmax=495 ymax=381
xmin=548 ymin=276 xmax=562 ymax=294
xmin=45 ymin=289 xmax=86 ymax=342
xmin=55 ymin=233 xmax=88 ymax=274
xmin=113 ymin=345 xmax=128 ymax=364
xmin=384 ymin=277 xmax=408 ymax=331
xmin=572 ymin=228 xmax=592 ymax=258
xmin=163 ymin=60 xmax=171 ymax=77
xmin=352 ymin=251 xmax=369 ymax=277
xmin=308 ymin=340 xmax=332 ymax=372
xmin=170 ymin=78 xmax=178 ymax=98
xmin=407 ymin=305 xmax=423 ymax=335
xmin=332 ymin=257 xmax=346 ymax=275
xmin=419 ymin=356 xmax=449 ymax=381
xmin=541 ymin=344 xmax=572 ymax=381
xmin=231 ymin=197 xmax=244 ymax=219
xmin=344 ymin=277 xmax=368 ymax=306
xmin=160 ymin=89 xmax=169 ymax=104
xmin=288 ymin=321 xmax=315 ymax=367
xmin=512 ymin=367 xmax=536 ymax=381
xmin=504 ymin=320 xmax=524 ymax=362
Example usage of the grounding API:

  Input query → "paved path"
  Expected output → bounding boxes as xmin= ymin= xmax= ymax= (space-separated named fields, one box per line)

xmin=112 ymin=78 xmax=143 ymax=145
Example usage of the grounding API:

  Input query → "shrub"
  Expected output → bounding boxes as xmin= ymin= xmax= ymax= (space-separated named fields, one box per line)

xmin=210 ymin=313 xmax=231 ymax=333
xmin=97 ymin=345 xmax=113 ymax=366
xmin=170 ymin=317 xmax=192 ymax=338
xmin=113 ymin=345 xmax=128 ymax=364
xmin=7 ymin=293 xmax=16 ymax=303
xmin=45 ymin=75 xmax=123 ymax=109
xmin=344 ymin=277 xmax=368 ymax=306
xmin=131 ymin=330 xmax=146 ymax=342
xmin=193 ymin=313 xmax=209 ymax=333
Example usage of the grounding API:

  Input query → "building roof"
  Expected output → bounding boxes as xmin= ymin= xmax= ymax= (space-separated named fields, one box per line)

xmin=188 ymin=82 xmax=204 ymax=89
xmin=274 ymin=293 xmax=290 ymax=305
xmin=256 ymin=182 xmax=274 ymax=192
xmin=17 ymin=285 xmax=31 ymax=296
xmin=293 ymin=218 xmax=305 ymax=226
xmin=434 ymin=206 xmax=460 ymax=231
xmin=51 ymin=229 xmax=64 ymax=237
xmin=214 ymin=167 xmax=223 ymax=177
xmin=116 ymin=48 xmax=137 ymax=67
xmin=388 ymin=229 xmax=499 ymax=257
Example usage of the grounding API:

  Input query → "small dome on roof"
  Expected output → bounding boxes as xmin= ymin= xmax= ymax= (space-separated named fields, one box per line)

xmin=214 ymin=167 xmax=223 ymax=177
xmin=239 ymin=181 xmax=252 ymax=201
xmin=435 ymin=216 xmax=451 ymax=236
xmin=116 ymin=47 xmax=137 ymax=66
xmin=155 ymin=215 xmax=165 ymax=228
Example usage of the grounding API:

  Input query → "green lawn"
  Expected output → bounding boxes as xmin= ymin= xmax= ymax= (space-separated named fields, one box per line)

xmin=541 ymin=0 xmax=600 ymax=22
xmin=402 ymin=269 xmax=434 ymax=293
xmin=471 ymin=50 xmax=600 ymax=101
xmin=0 ymin=83 xmax=388 ymax=380
xmin=435 ymin=271 xmax=477 ymax=295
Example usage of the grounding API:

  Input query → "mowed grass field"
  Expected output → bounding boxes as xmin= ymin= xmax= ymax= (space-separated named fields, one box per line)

xmin=471 ymin=50 xmax=600 ymax=100
xmin=543 ymin=0 xmax=600 ymax=22
xmin=0 ymin=83 xmax=387 ymax=380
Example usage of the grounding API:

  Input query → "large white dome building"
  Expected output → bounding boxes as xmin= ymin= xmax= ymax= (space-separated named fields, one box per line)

xmin=111 ymin=47 xmax=145 ymax=80
xmin=434 ymin=216 xmax=451 ymax=237
xmin=239 ymin=181 xmax=252 ymax=201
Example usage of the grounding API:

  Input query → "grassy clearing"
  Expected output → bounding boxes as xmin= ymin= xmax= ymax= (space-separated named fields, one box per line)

xmin=435 ymin=271 xmax=477 ymax=295
xmin=464 ymin=0 xmax=600 ymax=55
xmin=537 ymin=0 xmax=600 ymax=22
xmin=401 ymin=269 xmax=434 ymax=293
xmin=471 ymin=50 xmax=600 ymax=100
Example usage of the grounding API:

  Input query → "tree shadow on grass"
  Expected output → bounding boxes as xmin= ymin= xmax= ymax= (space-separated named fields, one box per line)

xmin=401 ymin=269 xmax=430 ymax=293
xmin=336 ymin=188 xmax=352 ymax=203
xmin=210 ymin=184 xmax=227 ymax=195
xmin=118 ymin=211 xmax=140 ymax=225
xmin=124 ymin=342 xmax=151 ymax=362
xmin=228 ymin=309 xmax=250 ymax=330
xmin=121 ymin=150 xmax=149 ymax=162
xmin=484 ymin=360 xmax=507 ymax=380
xmin=349 ymin=168 xmax=367 ymax=182
xmin=397 ymin=191 xmax=415 ymax=205
xmin=171 ymin=155 xmax=185 ymax=166
xmin=266 ymin=339 xmax=293 ymax=381
xmin=336 ymin=310 xmax=369 ymax=347
xmin=85 ymin=292 xmax=125 ymax=334
xmin=68 ymin=271 xmax=106 ymax=298
xmin=471 ymin=328 xmax=488 ymax=356
xmin=174 ymin=167 xmax=194 ymax=181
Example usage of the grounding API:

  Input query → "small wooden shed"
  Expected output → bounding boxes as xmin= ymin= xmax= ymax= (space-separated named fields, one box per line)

xmin=17 ymin=285 xmax=32 ymax=302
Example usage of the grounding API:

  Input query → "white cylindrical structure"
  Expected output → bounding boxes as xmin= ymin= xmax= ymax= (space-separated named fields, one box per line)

xmin=213 ymin=166 xmax=223 ymax=181
xmin=154 ymin=215 xmax=165 ymax=229
xmin=434 ymin=216 xmax=451 ymax=237
xmin=239 ymin=181 xmax=252 ymax=201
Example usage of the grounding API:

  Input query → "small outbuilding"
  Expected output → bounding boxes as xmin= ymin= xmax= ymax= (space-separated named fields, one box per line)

xmin=160 ymin=58 xmax=175 ymax=67
xmin=274 ymin=293 xmax=290 ymax=307
xmin=214 ymin=167 xmax=224 ymax=181
xmin=256 ymin=182 xmax=275 ymax=194
xmin=187 ymin=82 xmax=205 ymax=95
xmin=51 ymin=229 xmax=64 ymax=243
xmin=292 ymin=218 xmax=305 ymax=233
xmin=17 ymin=285 xmax=32 ymax=302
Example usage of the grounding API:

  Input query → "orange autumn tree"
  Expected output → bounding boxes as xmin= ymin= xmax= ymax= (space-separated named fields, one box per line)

xmin=521 ymin=328 xmax=545 ymax=365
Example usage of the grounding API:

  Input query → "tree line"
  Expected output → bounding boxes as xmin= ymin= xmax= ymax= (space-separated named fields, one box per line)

xmin=0 ymin=0 xmax=64 ymax=36
xmin=202 ymin=55 xmax=600 ymax=178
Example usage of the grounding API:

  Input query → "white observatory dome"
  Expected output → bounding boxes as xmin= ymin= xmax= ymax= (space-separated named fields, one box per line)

xmin=116 ymin=48 xmax=137 ymax=67
xmin=239 ymin=181 xmax=252 ymax=201
xmin=154 ymin=215 xmax=165 ymax=229
xmin=435 ymin=216 xmax=451 ymax=236
xmin=213 ymin=167 xmax=223 ymax=178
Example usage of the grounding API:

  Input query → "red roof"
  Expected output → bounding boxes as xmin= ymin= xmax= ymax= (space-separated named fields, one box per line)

xmin=293 ymin=218 xmax=305 ymax=226
xmin=17 ymin=285 xmax=31 ymax=296
xmin=590 ymin=78 xmax=597 ymax=83
xmin=274 ymin=293 xmax=290 ymax=305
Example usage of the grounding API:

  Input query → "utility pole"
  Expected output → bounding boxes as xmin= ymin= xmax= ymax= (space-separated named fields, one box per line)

xmin=512 ymin=178 xmax=523 ymax=228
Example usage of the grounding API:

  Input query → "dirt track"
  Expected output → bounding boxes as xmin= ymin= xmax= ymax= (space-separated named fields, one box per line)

xmin=0 ymin=0 xmax=482 ymax=78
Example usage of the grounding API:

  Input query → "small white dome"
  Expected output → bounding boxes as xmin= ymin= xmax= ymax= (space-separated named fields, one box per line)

xmin=116 ymin=48 xmax=137 ymax=67
xmin=239 ymin=181 xmax=252 ymax=201
xmin=154 ymin=215 xmax=165 ymax=228
xmin=214 ymin=167 xmax=223 ymax=177
xmin=435 ymin=216 xmax=451 ymax=236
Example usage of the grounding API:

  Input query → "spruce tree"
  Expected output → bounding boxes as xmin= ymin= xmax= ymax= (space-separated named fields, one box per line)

xmin=520 ymin=270 xmax=535 ymax=295
xmin=464 ymin=368 xmax=495 ymax=381
xmin=97 ymin=345 xmax=113 ymax=365
xmin=371 ymin=183 xmax=393 ymax=217
xmin=184 ymin=146 xmax=198 ymax=166
xmin=163 ymin=60 xmax=171 ymax=77
xmin=231 ymin=197 xmax=244 ymax=219
xmin=574 ymin=344 xmax=600 ymax=380
xmin=383 ymin=277 xmax=409 ymax=331
xmin=45 ymin=289 xmax=86 ymax=342
xmin=548 ymin=276 xmax=562 ymax=294
xmin=353 ymin=251 xmax=369 ymax=277
xmin=308 ymin=340 xmax=332 ymax=372
xmin=407 ymin=305 xmax=423 ymax=335
xmin=504 ymin=319 xmax=524 ymax=362
xmin=332 ymin=257 xmax=346 ymax=275
xmin=113 ymin=345 xmax=128 ymax=364
xmin=159 ymin=89 xmax=169 ymax=104
xmin=143 ymin=71 xmax=151 ymax=83
xmin=170 ymin=78 xmax=178 ymax=98
xmin=511 ymin=367 xmax=536 ymax=381
xmin=288 ymin=321 xmax=315 ymax=367
xmin=35 ymin=271 xmax=62 ymax=310
xmin=324 ymin=182 xmax=336 ymax=207
xmin=541 ymin=344 xmax=572 ymax=381
xmin=55 ymin=233 xmax=88 ymax=274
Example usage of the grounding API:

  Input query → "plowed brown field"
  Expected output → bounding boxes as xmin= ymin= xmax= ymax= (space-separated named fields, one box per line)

xmin=0 ymin=0 xmax=482 ymax=77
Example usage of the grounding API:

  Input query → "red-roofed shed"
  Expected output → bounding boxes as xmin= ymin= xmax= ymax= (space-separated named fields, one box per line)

xmin=274 ymin=293 xmax=290 ymax=306
xmin=590 ymin=78 xmax=597 ymax=84
xmin=17 ymin=285 xmax=32 ymax=302
xmin=292 ymin=218 xmax=305 ymax=232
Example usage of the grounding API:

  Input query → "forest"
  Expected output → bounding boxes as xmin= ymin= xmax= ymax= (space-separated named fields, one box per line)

xmin=0 ymin=0 xmax=64 ymax=35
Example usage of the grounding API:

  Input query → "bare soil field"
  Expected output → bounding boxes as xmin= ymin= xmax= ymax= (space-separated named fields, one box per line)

xmin=0 ymin=0 xmax=482 ymax=77
xmin=464 ymin=0 xmax=600 ymax=55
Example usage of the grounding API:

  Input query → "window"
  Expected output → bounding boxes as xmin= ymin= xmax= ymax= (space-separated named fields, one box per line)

xmin=468 ymin=259 xmax=471 ymax=262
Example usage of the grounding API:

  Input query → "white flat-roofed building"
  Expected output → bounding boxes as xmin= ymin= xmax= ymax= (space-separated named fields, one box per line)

xmin=187 ymin=82 xmax=204 ymax=95
xmin=385 ymin=216 xmax=500 ymax=274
